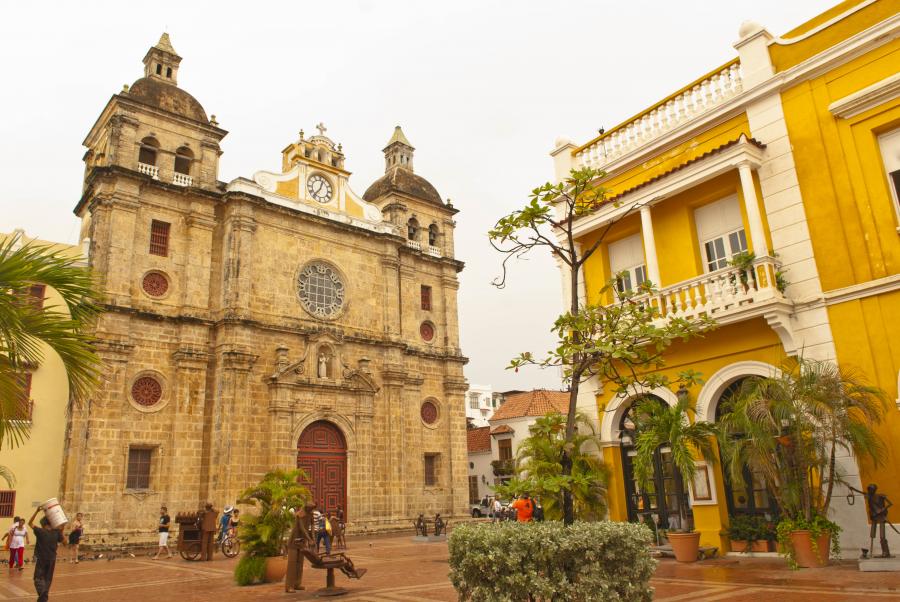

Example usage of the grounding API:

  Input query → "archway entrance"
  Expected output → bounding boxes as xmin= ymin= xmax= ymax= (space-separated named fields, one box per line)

xmin=619 ymin=396 xmax=690 ymax=530
xmin=297 ymin=421 xmax=348 ymax=519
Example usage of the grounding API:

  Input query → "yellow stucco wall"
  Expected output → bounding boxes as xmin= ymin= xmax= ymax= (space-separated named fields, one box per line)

xmin=0 ymin=243 xmax=74 ymax=524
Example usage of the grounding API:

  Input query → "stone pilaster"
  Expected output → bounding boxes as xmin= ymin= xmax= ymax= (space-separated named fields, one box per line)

xmin=444 ymin=376 xmax=470 ymax=520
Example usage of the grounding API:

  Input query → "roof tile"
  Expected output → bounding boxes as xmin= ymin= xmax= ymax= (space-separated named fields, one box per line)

xmin=466 ymin=426 xmax=491 ymax=453
xmin=489 ymin=389 xmax=569 ymax=421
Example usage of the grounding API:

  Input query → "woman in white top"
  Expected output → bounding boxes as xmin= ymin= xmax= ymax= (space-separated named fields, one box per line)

xmin=8 ymin=518 xmax=29 ymax=570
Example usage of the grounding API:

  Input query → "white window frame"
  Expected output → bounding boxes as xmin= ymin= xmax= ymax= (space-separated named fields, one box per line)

xmin=608 ymin=234 xmax=647 ymax=294
xmin=701 ymin=228 xmax=748 ymax=272
xmin=695 ymin=195 xmax=748 ymax=273
xmin=877 ymin=128 xmax=900 ymax=232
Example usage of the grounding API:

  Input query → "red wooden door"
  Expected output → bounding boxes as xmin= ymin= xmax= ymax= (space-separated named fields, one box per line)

xmin=297 ymin=421 xmax=347 ymax=520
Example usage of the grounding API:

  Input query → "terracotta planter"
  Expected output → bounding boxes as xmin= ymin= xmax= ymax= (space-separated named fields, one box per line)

xmin=790 ymin=530 xmax=830 ymax=568
xmin=668 ymin=531 xmax=701 ymax=563
xmin=264 ymin=556 xmax=288 ymax=582
xmin=731 ymin=539 xmax=771 ymax=553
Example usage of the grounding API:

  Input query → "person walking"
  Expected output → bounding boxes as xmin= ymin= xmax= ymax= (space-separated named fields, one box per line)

xmin=152 ymin=506 xmax=172 ymax=560
xmin=67 ymin=513 xmax=83 ymax=563
xmin=285 ymin=503 xmax=315 ymax=593
xmin=510 ymin=493 xmax=535 ymax=523
xmin=28 ymin=506 xmax=64 ymax=602
xmin=7 ymin=517 xmax=27 ymax=570
xmin=199 ymin=503 xmax=217 ymax=561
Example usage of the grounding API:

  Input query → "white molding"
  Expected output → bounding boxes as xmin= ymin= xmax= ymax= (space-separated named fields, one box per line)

xmin=829 ymin=73 xmax=900 ymax=119
xmin=687 ymin=460 xmax=718 ymax=506
xmin=770 ymin=0 xmax=878 ymax=45
xmin=572 ymin=138 xmax=765 ymax=237
xmin=695 ymin=361 xmax=781 ymax=423
xmin=599 ymin=386 xmax=678 ymax=442
xmin=823 ymin=273 xmax=900 ymax=305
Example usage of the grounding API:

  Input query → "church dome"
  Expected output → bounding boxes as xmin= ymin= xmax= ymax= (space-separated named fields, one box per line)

xmin=127 ymin=77 xmax=208 ymax=123
xmin=363 ymin=166 xmax=443 ymax=206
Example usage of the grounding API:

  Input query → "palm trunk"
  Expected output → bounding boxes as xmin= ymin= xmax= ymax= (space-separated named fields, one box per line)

xmin=822 ymin=442 xmax=836 ymax=515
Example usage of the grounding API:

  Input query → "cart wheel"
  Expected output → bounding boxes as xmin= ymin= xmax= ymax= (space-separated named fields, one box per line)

xmin=221 ymin=536 xmax=240 ymax=558
xmin=180 ymin=542 xmax=202 ymax=561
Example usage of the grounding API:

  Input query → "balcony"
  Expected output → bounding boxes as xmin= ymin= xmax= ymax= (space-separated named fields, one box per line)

xmin=406 ymin=239 xmax=421 ymax=251
xmin=638 ymin=256 xmax=796 ymax=353
xmin=172 ymin=172 xmax=193 ymax=187
xmin=575 ymin=61 xmax=743 ymax=170
xmin=426 ymin=245 xmax=442 ymax=258
xmin=137 ymin=162 xmax=159 ymax=179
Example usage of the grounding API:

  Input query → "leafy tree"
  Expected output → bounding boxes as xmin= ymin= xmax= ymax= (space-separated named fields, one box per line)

xmin=717 ymin=358 xmax=887 ymax=523
xmin=631 ymin=382 xmax=717 ymax=531
xmin=489 ymin=167 xmax=714 ymax=524
xmin=237 ymin=468 xmax=311 ymax=558
xmin=495 ymin=411 xmax=609 ymax=521
xmin=0 ymin=234 xmax=101 ymax=486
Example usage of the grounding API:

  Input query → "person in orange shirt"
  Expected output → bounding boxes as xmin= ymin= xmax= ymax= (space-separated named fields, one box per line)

xmin=510 ymin=494 xmax=534 ymax=523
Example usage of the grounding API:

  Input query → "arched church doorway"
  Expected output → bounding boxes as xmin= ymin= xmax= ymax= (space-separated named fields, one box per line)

xmin=297 ymin=421 xmax=348 ymax=519
xmin=619 ymin=396 xmax=690 ymax=530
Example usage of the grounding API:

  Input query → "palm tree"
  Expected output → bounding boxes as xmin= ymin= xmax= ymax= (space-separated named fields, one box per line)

xmin=496 ymin=412 xmax=609 ymax=521
xmin=631 ymin=387 xmax=718 ymax=530
xmin=0 ymin=233 xmax=102 ymax=485
xmin=237 ymin=469 xmax=311 ymax=557
xmin=717 ymin=358 xmax=886 ymax=522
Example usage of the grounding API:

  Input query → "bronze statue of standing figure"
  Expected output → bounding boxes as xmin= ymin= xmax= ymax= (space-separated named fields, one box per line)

xmin=851 ymin=483 xmax=896 ymax=558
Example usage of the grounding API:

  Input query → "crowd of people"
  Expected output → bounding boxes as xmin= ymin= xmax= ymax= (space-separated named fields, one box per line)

xmin=3 ymin=508 xmax=66 ymax=602
xmin=489 ymin=493 xmax=544 ymax=523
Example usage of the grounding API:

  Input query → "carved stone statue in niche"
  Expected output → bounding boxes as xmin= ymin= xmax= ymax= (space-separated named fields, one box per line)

xmin=318 ymin=353 xmax=329 ymax=378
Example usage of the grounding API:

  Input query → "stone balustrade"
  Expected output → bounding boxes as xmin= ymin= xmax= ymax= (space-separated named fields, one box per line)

xmin=576 ymin=62 xmax=743 ymax=169
xmin=172 ymin=172 xmax=193 ymax=187
xmin=406 ymin=239 xmax=421 ymax=251
xmin=426 ymin=245 xmax=441 ymax=258
xmin=637 ymin=255 xmax=783 ymax=322
xmin=138 ymin=162 xmax=159 ymax=179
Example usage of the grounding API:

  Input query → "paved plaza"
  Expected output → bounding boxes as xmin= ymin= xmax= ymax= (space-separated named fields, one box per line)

xmin=3 ymin=532 xmax=900 ymax=601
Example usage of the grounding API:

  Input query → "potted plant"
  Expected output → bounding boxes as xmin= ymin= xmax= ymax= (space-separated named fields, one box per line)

xmin=718 ymin=359 xmax=887 ymax=568
xmin=726 ymin=515 xmax=773 ymax=553
xmin=234 ymin=468 xmax=310 ymax=585
xmin=632 ymin=379 xmax=717 ymax=563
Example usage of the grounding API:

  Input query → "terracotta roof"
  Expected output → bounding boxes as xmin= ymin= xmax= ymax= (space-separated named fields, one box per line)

xmin=362 ymin=167 xmax=443 ymax=206
xmin=603 ymin=134 xmax=766 ymax=204
xmin=490 ymin=424 xmax=515 ymax=436
xmin=489 ymin=389 xmax=570 ymax=421
xmin=467 ymin=426 xmax=491 ymax=453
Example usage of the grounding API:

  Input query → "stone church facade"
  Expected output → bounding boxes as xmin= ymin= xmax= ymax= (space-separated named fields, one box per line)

xmin=62 ymin=34 xmax=469 ymax=536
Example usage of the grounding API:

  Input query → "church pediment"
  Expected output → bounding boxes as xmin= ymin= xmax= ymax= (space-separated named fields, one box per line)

xmin=268 ymin=344 xmax=379 ymax=394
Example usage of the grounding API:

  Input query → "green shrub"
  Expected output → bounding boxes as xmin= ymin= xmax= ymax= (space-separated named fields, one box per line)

xmin=726 ymin=515 xmax=774 ymax=544
xmin=234 ymin=554 xmax=267 ymax=586
xmin=449 ymin=521 xmax=655 ymax=602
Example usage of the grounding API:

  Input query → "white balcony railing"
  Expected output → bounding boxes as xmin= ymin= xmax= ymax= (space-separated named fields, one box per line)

xmin=640 ymin=256 xmax=785 ymax=323
xmin=406 ymin=240 xmax=421 ymax=251
xmin=172 ymin=173 xmax=193 ymax=187
xmin=426 ymin=245 xmax=442 ymax=258
xmin=138 ymin=162 xmax=159 ymax=179
xmin=576 ymin=61 xmax=743 ymax=170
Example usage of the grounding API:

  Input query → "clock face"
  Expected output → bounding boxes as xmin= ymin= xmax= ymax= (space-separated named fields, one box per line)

xmin=307 ymin=174 xmax=333 ymax=203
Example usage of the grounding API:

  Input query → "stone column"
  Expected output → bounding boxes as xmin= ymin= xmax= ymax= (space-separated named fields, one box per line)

xmin=170 ymin=346 xmax=209 ymax=511
xmin=444 ymin=376 xmax=470 ymax=520
xmin=381 ymin=364 xmax=406 ymax=521
xmin=640 ymin=206 xmax=662 ymax=285
xmin=737 ymin=162 xmax=769 ymax=257
xmin=380 ymin=254 xmax=401 ymax=341
xmin=182 ymin=209 xmax=215 ymax=314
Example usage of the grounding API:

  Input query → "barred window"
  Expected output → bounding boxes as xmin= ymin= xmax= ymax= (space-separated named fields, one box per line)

xmin=126 ymin=447 xmax=152 ymax=489
xmin=149 ymin=220 xmax=170 ymax=257
xmin=0 ymin=491 xmax=14 ymax=517
xmin=424 ymin=453 xmax=439 ymax=486
xmin=420 ymin=285 xmax=432 ymax=311
xmin=14 ymin=374 xmax=32 ymax=421
xmin=297 ymin=262 xmax=345 ymax=318
xmin=28 ymin=284 xmax=46 ymax=309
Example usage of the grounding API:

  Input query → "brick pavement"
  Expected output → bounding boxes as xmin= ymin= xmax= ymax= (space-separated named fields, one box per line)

xmin=3 ymin=534 xmax=900 ymax=601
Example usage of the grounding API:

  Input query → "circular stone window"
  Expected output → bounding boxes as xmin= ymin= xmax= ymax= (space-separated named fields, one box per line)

xmin=131 ymin=375 xmax=163 ymax=407
xmin=142 ymin=271 xmax=169 ymax=297
xmin=420 ymin=322 xmax=435 ymax=342
xmin=297 ymin=261 xmax=346 ymax=319
xmin=421 ymin=401 xmax=439 ymax=425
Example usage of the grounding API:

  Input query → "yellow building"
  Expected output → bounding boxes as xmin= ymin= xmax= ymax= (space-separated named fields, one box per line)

xmin=0 ymin=230 xmax=83 ymax=523
xmin=551 ymin=0 xmax=900 ymax=556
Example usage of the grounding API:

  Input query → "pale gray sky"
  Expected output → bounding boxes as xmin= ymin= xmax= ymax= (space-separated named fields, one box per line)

xmin=0 ymin=0 xmax=833 ymax=391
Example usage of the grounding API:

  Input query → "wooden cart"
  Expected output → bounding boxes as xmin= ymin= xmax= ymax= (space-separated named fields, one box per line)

xmin=175 ymin=512 xmax=203 ymax=561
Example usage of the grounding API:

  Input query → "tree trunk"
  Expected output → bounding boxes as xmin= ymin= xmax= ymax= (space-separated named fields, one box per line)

xmin=561 ymin=255 xmax=582 ymax=526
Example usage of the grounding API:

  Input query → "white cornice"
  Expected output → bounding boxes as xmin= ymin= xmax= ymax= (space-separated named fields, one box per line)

xmin=823 ymin=273 xmax=900 ymax=305
xmin=829 ymin=72 xmax=900 ymax=119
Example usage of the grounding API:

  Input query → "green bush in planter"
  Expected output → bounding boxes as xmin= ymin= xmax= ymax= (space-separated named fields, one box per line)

xmin=449 ymin=521 xmax=655 ymax=602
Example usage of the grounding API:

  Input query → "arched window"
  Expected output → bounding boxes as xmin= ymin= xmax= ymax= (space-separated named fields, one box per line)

xmin=428 ymin=224 xmax=439 ymax=246
xmin=174 ymin=146 xmax=193 ymax=175
xmin=407 ymin=218 xmax=419 ymax=242
xmin=138 ymin=137 xmax=159 ymax=166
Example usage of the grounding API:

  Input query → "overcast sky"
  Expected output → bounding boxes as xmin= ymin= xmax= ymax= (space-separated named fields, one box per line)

xmin=0 ymin=0 xmax=833 ymax=392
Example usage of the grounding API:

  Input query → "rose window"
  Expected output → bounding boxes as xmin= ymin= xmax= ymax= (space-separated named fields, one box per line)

xmin=298 ymin=262 xmax=345 ymax=318
xmin=421 ymin=401 xmax=438 ymax=425
xmin=420 ymin=322 xmax=435 ymax=342
xmin=142 ymin=272 xmax=169 ymax=297
xmin=131 ymin=376 xmax=162 ymax=407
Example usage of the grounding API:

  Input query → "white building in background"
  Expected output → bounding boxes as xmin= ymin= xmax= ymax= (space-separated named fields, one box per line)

xmin=465 ymin=384 xmax=497 ymax=427
xmin=466 ymin=426 xmax=493 ymax=507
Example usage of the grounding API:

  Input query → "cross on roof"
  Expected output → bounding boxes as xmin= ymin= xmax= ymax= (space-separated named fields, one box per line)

xmin=316 ymin=122 xmax=327 ymax=136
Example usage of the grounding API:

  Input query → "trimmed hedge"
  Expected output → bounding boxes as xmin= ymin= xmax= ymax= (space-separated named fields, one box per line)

xmin=449 ymin=521 xmax=655 ymax=602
